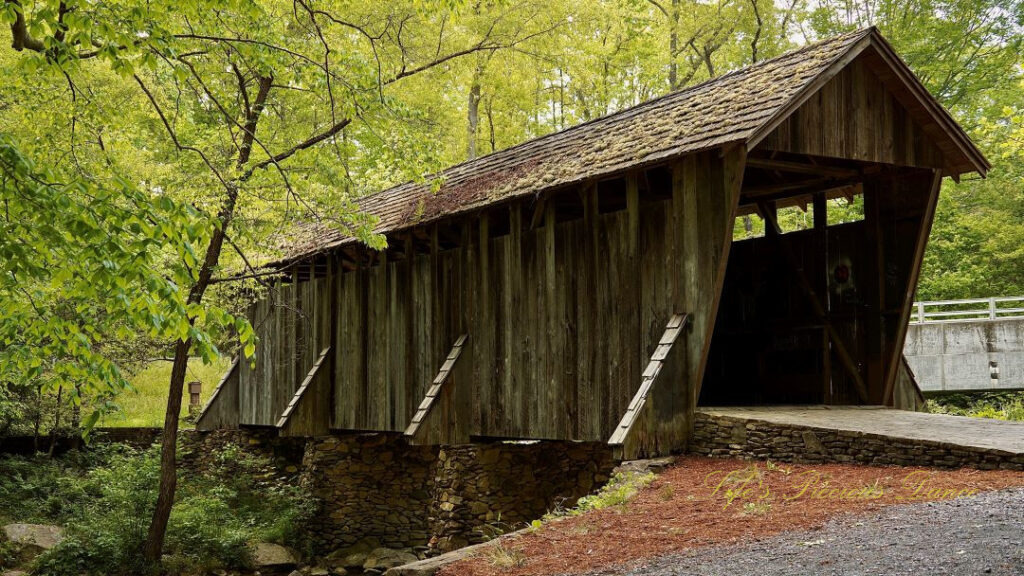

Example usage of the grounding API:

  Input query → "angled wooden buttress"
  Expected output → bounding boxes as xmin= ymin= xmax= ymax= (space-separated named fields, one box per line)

xmin=277 ymin=347 xmax=332 ymax=437
xmin=404 ymin=334 xmax=469 ymax=445
xmin=609 ymin=313 xmax=689 ymax=459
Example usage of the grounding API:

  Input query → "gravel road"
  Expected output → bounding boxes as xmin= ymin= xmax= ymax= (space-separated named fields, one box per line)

xmin=587 ymin=488 xmax=1024 ymax=576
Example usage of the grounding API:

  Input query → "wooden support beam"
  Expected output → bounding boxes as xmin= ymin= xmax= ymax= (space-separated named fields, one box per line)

xmin=882 ymin=169 xmax=942 ymax=405
xmin=276 ymin=347 xmax=332 ymax=436
xmin=608 ymin=313 xmax=688 ymax=457
xmin=195 ymin=358 xmax=240 ymax=431
xmin=864 ymin=181 xmax=885 ymax=402
xmin=812 ymin=193 xmax=830 ymax=403
xmin=743 ymin=176 xmax=863 ymax=200
xmin=528 ymin=196 xmax=548 ymax=230
xmin=747 ymin=157 xmax=860 ymax=179
xmin=404 ymin=334 xmax=469 ymax=443
xmin=761 ymin=207 xmax=870 ymax=403
xmin=761 ymin=200 xmax=778 ymax=237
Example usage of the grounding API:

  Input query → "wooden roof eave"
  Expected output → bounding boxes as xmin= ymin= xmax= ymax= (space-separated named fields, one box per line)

xmin=265 ymin=138 xmax=747 ymax=270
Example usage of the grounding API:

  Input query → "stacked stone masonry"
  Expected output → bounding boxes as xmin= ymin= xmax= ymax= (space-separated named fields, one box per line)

xmin=179 ymin=430 xmax=614 ymax=557
xmin=690 ymin=412 xmax=1024 ymax=470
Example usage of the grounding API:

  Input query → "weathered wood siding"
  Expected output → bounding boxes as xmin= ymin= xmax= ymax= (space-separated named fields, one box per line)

xmin=240 ymin=149 xmax=742 ymax=448
xmin=615 ymin=148 xmax=745 ymax=457
xmin=239 ymin=271 xmax=331 ymax=426
xmin=760 ymin=57 xmax=944 ymax=170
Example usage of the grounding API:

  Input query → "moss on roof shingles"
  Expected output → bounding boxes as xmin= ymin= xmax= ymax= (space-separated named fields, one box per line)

xmin=285 ymin=28 xmax=872 ymax=261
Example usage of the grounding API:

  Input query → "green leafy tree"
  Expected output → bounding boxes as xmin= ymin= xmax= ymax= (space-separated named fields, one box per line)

xmin=3 ymin=0 xmax=562 ymax=564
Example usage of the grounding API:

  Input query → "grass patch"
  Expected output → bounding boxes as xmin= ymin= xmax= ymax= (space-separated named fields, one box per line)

xmin=546 ymin=470 xmax=654 ymax=520
xmin=483 ymin=543 xmax=526 ymax=569
xmin=100 ymin=357 xmax=232 ymax=428
xmin=742 ymin=499 xmax=772 ymax=516
xmin=926 ymin=391 xmax=1024 ymax=421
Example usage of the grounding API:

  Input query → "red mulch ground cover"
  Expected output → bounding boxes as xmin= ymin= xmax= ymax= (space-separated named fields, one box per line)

xmin=439 ymin=456 xmax=1024 ymax=576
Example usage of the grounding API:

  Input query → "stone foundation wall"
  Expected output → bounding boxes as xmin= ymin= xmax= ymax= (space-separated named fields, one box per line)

xmin=180 ymin=430 xmax=615 ymax=558
xmin=179 ymin=428 xmax=307 ymax=477
xmin=427 ymin=442 xmax=614 ymax=552
xmin=690 ymin=412 xmax=1024 ymax=470
xmin=300 ymin=434 xmax=437 ymax=554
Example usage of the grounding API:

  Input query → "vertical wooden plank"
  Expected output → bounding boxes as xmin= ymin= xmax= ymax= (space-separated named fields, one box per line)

xmin=813 ymin=193 xmax=831 ymax=403
xmin=863 ymin=179 xmax=885 ymax=402
xmin=430 ymin=225 xmax=447 ymax=434
xmin=543 ymin=202 xmax=558 ymax=437
xmin=502 ymin=205 xmax=522 ymax=437
xmin=368 ymin=252 xmax=388 ymax=429
xmin=576 ymin=185 xmax=598 ymax=440
xmin=475 ymin=214 xmax=493 ymax=436
xmin=522 ymin=216 xmax=540 ymax=436
xmin=289 ymin=268 xmax=299 ymax=420
xmin=453 ymin=223 xmax=471 ymax=441
xmin=625 ymin=175 xmax=642 ymax=439
xmin=559 ymin=217 xmax=580 ymax=439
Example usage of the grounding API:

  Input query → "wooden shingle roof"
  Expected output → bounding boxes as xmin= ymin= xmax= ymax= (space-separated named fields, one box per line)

xmin=282 ymin=27 xmax=986 ymax=263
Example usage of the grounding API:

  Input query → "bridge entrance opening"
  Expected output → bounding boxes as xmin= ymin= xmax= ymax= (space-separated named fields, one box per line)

xmin=698 ymin=152 xmax=933 ymax=409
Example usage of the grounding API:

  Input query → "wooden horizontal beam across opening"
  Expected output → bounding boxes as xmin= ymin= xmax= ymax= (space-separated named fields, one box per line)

xmin=276 ymin=347 xmax=332 ymax=437
xmin=195 ymin=358 xmax=240 ymax=431
xmin=404 ymin=334 xmax=468 ymax=444
xmin=746 ymin=157 xmax=860 ymax=179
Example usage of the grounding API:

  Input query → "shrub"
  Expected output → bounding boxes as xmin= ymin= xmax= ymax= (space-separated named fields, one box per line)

xmin=927 ymin=391 xmax=1024 ymax=421
xmin=27 ymin=444 xmax=315 ymax=576
xmin=34 ymin=448 xmax=158 ymax=576
xmin=0 ymin=444 xmax=129 ymax=525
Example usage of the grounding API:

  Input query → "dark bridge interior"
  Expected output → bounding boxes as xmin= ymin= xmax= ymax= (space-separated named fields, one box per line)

xmin=699 ymin=151 xmax=937 ymax=408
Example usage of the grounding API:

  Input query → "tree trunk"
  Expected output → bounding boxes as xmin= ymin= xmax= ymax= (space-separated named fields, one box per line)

xmin=668 ymin=0 xmax=680 ymax=89
xmin=143 ymin=338 xmax=190 ymax=561
xmin=143 ymin=181 xmax=239 ymax=562
xmin=142 ymin=74 xmax=271 ymax=563
xmin=71 ymin=384 xmax=81 ymax=429
xmin=485 ymin=96 xmax=496 ymax=154
xmin=32 ymin=387 xmax=41 ymax=452
xmin=47 ymin=384 xmax=62 ymax=457
xmin=467 ymin=77 xmax=481 ymax=160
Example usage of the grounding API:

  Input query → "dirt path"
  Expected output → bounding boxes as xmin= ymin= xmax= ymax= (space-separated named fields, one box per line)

xmin=591 ymin=487 xmax=1024 ymax=576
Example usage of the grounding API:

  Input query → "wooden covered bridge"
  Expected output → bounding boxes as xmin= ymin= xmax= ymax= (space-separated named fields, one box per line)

xmin=198 ymin=28 xmax=988 ymax=459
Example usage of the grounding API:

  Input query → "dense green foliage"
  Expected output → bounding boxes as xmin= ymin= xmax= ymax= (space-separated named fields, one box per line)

xmin=927 ymin=391 xmax=1024 ymax=421
xmin=0 ymin=444 xmax=314 ymax=575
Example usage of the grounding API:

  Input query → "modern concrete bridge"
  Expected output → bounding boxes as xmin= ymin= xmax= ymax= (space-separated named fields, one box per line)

xmin=904 ymin=297 xmax=1024 ymax=393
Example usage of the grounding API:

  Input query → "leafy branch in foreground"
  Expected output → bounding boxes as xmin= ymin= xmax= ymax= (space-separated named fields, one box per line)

xmin=0 ymin=135 xmax=254 ymax=434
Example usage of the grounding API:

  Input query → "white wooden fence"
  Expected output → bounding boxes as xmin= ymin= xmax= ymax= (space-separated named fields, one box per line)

xmin=911 ymin=296 xmax=1024 ymax=324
